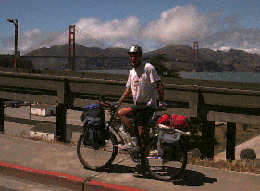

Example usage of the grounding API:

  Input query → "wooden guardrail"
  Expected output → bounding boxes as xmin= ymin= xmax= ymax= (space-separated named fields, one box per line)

xmin=0 ymin=69 xmax=260 ymax=161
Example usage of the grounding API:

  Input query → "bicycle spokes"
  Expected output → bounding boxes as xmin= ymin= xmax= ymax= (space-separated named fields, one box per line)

xmin=77 ymin=133 xmax=118 ymax=171
xmin=143 ymin=138 xmax=187 ymax=181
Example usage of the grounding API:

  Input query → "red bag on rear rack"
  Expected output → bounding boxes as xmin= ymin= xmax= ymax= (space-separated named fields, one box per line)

xmin=158 ymin=114 xmax=189 ymax=129
xmin=170 ymin=115 xmax=189 ymax=130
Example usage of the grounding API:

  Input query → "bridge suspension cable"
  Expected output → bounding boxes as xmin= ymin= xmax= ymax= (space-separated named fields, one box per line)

xmin=75 ymin=27 xmax=107 ymax=48
xmin=21 ymin=28 xmax=68 ymax=55
xmin=20 ymin=26 xmax=108 ymax=56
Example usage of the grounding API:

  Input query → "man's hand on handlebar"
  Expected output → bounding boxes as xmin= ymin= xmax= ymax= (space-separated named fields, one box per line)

xmin=159 ymin=101 xmax=167 ymax=109
xmin=113 ymin=104 xmax=119 ymax=110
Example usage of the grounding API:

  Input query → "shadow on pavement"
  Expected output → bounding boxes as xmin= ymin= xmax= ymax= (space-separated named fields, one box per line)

xmin=4 ymin=116 xmax=83 ymax=132
xmin=172 ymin=169 xmax=217 ymax=186
xmin=102 ymin=164 xmax=217 ymax=186
xmin=103 ymin=164 xmax=136 ymax=174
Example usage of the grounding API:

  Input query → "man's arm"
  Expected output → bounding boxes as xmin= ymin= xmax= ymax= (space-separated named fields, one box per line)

xmin=118 ymin=87 xmax=131 ymax=106
xmin=156 ymin=80 xmax=164 ymax=103
xmin=147 ymin=64 xmax=164 ymax=103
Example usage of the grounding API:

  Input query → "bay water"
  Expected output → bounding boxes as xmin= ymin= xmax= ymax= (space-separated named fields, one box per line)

xmin=81 ymin=70 xmax=260 ymax=83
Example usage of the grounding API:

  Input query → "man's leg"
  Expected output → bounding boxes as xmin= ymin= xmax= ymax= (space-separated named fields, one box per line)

xmin=118 ymin=107 xmax=134 ymax=136
xmin=118 ymin=107 xmax=141 ymax=147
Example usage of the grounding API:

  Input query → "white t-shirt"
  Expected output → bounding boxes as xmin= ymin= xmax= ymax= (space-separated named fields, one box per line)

xmin=126 ymin=63 xmax=160 ymax=106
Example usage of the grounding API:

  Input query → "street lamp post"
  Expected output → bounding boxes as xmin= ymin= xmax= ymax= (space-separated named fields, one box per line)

xmin=7 ymin=19 xmax=19 ymax=71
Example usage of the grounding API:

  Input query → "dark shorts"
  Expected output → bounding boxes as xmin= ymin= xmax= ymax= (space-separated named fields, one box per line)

xmin=126 ymin=104 xmax=154 ymax=123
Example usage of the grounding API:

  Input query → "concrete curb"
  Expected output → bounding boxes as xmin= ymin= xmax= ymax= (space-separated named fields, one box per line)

xmin=0 ymin=161 xmax=84 ymax=190
xmin=86 ymin=179 xmax=147 ymax=191
xmin=0 ymin=161 xmax=145 ymax=191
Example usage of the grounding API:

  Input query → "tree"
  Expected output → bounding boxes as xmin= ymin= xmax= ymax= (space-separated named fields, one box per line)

xmin=0 ymin=55 xmax=34 ymax=69
xmin=150 ymin=54 xmax=168 ymax=76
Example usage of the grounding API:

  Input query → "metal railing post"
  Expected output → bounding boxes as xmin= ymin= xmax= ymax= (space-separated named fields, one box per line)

xmin=56 ymin=78 xmax=73 ymax=143
xmin=196 ymin=89 xmax=216 ymax=159
xmin=201 ymin=121 xmax=215 ymax=159
xmin=226 ymin=122 xmax=236 ymax=161
xmin=56 ymin=103 xmax=67 ymax=142
xmin=0 ymin=99 xmax=4 ymax=134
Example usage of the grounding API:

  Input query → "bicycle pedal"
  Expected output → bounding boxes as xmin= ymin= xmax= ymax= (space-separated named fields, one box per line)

xmin=118 ymin=144 xmax=133 ymax=151
xmin=133 ymin=164 xmax=143 ymax=174
xmin=133 ymin=146 xmax=141 ymax=152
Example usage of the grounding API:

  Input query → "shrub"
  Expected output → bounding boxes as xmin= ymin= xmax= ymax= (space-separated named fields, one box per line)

xmin=191 ymin=148 xmax=202 ymax=159
xmin=240 ymin=148 xmax=256 ymax=159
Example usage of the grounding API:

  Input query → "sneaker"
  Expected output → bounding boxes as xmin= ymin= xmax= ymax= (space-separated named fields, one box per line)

xmin=133 ymin=163 xmax=143 ymax=174
xmin=149 ymin=150 xmax=158 ymax=157
xmin=118 ymin=143 xmax=134 ymax=151
xmin=133 ymin=145 xmax=141 ymax=152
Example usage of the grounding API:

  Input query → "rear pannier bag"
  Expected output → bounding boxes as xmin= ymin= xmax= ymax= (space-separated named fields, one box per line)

xmin=156 ymin=114 xmax=185 ymax=156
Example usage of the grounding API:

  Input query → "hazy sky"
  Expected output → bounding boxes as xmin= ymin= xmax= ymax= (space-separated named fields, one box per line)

xmin=1 ymin=0 xmax=260 ymax=54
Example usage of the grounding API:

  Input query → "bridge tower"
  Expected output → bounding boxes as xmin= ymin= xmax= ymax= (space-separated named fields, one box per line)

xmin=68 ymin=25 xmax=76 ymax=71
xmin=193 ymin=41 xmax=198 ymax=61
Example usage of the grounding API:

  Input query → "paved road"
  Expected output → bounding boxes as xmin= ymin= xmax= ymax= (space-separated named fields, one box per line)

xmin=0 ymin=173 xmax=74 ymax=191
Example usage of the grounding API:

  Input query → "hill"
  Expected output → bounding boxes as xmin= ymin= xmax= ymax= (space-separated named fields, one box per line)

xmin=23 ymin=44 xmax=130 ymax=70
xmin=143 ymin=45 xmax=194 ymax=61
xmin=198 ymin=48 xmax=260 ymax=72
xmin=2 ymin=44 xmax=260 ymax=73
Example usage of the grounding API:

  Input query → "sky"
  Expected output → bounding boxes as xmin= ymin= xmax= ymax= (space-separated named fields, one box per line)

xmin=1 ymin=0 xmax=260 ymax=55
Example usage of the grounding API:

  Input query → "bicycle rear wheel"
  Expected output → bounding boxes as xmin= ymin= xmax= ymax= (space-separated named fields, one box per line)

xmin=142 ymin=137 xmax=187 ymax=181
xmin=77 ymin=130 xmax=118 ymax=171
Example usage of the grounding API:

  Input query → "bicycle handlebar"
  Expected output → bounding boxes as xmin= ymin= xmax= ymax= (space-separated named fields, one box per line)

xmin=150 ymin=105 xmax=167 ymax=111
xmin=96 ymin=96 xmax=167 ymax=112
xmin=97 ymin=100 xmax=167 ymax=112
xmin=96 ymin=100 xmax=118 ymax=112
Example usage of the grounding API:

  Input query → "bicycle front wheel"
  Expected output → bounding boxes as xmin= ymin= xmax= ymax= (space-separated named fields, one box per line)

xmin=142 ymin=137 xmax=187 ymax=181
xmin=77 ymin=131 xmax=118 ymax=171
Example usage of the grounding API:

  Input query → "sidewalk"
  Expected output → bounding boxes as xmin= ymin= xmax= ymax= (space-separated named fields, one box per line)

xmin=0 ymin=132 xmax=260 ymax=191
xmin=215 ymin=134 xmax=260 ymax=161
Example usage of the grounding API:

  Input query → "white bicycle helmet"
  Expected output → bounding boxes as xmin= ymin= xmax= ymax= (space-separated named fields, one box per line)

xmin=128 ymin=45 xmax=142 ymax=57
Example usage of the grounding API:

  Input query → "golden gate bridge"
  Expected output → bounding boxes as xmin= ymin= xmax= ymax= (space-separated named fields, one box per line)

xmin=20 ymin=26 xmax=107 ymax=56
xmin=17 ymin=25 xmax=132 ymax=71
xmin=6 ymin=23 xmax=199 ymax=71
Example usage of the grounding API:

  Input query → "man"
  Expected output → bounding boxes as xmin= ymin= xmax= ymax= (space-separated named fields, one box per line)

xmin=117 ymin=45 xmax=165 ymax=149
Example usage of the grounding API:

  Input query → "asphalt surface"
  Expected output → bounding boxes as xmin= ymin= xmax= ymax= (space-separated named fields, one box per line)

xmin=1 ymin=106 xmax=260 ymax=190
xmin=0 ymin=173 xmax=75 ymax=191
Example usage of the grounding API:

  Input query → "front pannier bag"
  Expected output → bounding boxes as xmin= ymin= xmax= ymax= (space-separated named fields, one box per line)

xmin=80 ymin=103 xmax=108 ymax=149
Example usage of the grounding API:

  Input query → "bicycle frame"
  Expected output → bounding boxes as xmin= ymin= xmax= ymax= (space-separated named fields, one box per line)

xmin=98 ymin=100 xmax=164 ymax=151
